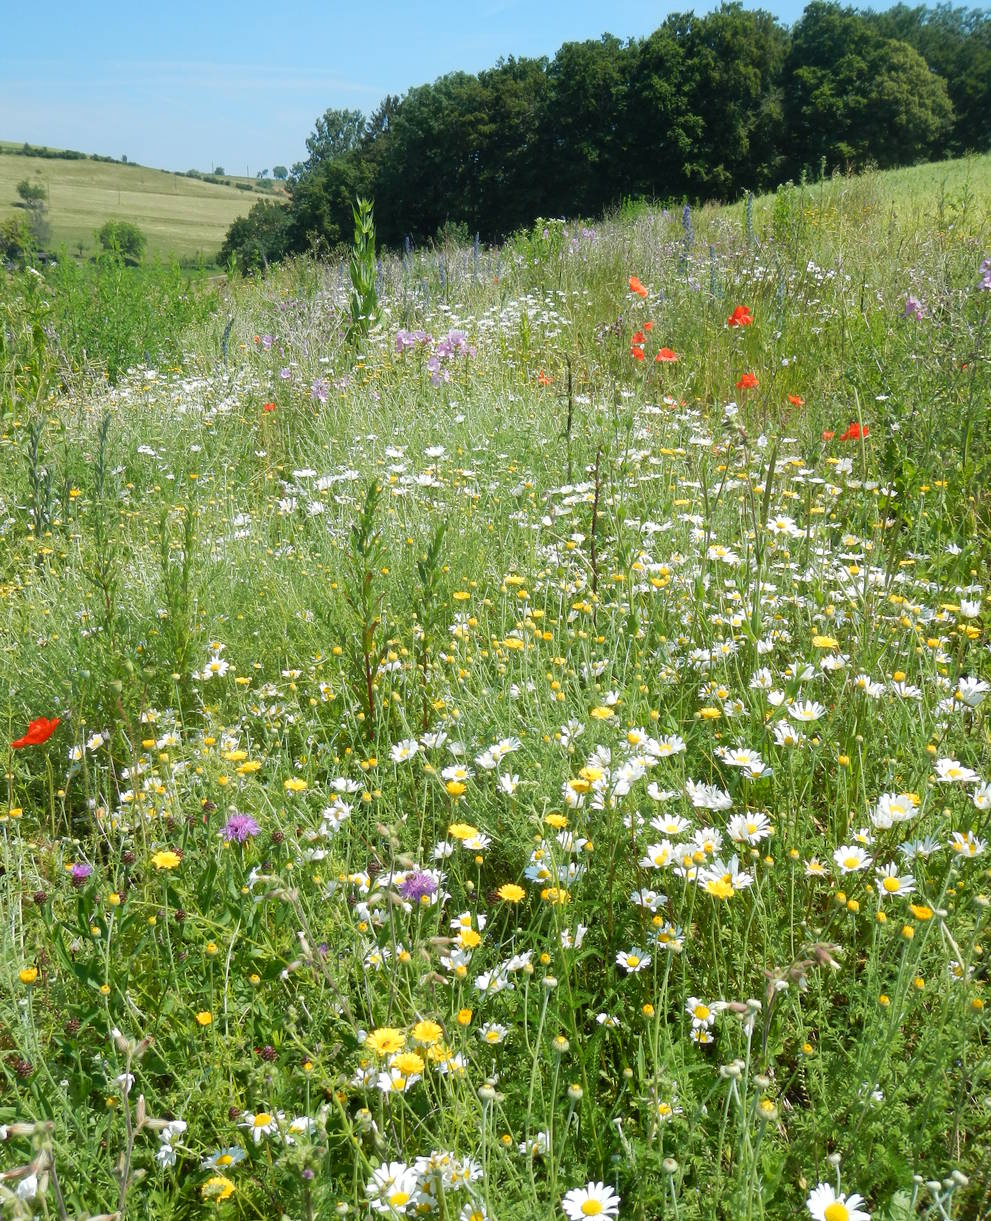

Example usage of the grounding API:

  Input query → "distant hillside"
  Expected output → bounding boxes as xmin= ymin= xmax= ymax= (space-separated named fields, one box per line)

xmin=0 ymin=141 xmax=287 ymax=262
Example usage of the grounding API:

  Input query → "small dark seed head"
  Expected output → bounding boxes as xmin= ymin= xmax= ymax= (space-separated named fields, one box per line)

xmin=121 ymin=850 xmax=136 ymax=866
xmin=228 ymin=1106 xmax=241 ymax=1121
xmin=33 ymin=891 xmax=48 ymax=906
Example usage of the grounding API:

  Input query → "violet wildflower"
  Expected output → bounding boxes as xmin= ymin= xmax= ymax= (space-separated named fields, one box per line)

xmin=904 ymin=294 xmax=927 ymax=321
xmin=398 ymin=871 xmax=438 ymax=903
xmin=979 ymin=258 xmax=991 ymax=291
xmin=311 ymin=379 xmax=329 ymax=403
xmin=260 ymin=335 xmax=273 ymax=350
xmin=221 ymin=814 xmax=261 ymax=844
xmin=70 ymin=862 xmax=94 ymax=887
xmin=279 ymin=367 xmax=291 ymax=380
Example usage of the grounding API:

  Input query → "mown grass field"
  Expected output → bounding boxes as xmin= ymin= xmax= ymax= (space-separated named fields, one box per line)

xmin=0 ymin=156 xmax=990 ymax=1220
xmin=0 ymin=144 xmax=282 ymax=260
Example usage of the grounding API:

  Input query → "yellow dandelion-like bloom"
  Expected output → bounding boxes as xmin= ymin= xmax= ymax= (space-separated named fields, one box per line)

xmin=411 ymin=1020 xmax=443 ymax=1046
xmin=812 ymin=635 xmax=839 ymax=649
xmin=445 ymin=780 xmax=467 ymax=798
xmin=284 ymin=778 xmax=308 ymax=792
xmin=704 ymin=878 xmax=734 ymax=900
xmin=448 ymin=822 xmax=479 ymax=841
xmin=151 ymin=850 xmax=181 ymax=870
xmin=497 ymin=883 xmax=525 ymax=902
xmin=18 ymin=966 xmax=38 ymax=985
xmin=195 ymin=1011 xmax=213 ymax=1026
xmin=589 ymin=705 xmax=615 ymax=720
xmin=201 ymin=1175 xmax=236 ymax=1201
xmin=365 ymin=1027 xmax=406 ymax=1056
xmin=390 ymin=1051 xmax=425 ymax=1076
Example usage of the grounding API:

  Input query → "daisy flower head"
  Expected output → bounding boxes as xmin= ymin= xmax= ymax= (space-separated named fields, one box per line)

xmin=874 ymin=863 xmax=915 ymax=899
xmin=806 ymin=1181 xmax=870 ymax=1221
xmin=935 ymin=758 xmax=979 ymax=784
xmin=561 ymin=1180 xmax=620 ymax=1219
xmin=616 ymin=947 xmax=651 ymax=974
xmin=366 ymin=1161 xmax=419 ymax=1214
xmin=833 ymin=845 xmax=871 ymax=874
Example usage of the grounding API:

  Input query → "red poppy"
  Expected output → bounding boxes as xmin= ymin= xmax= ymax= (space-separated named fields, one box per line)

xmin=630 ymin=346 xmax=646 ymax=361
xmin=727 ymin=305 xmax=753 ymax=328
xmin=11 ymin=716 xmax=60 ymax=749
xmin=655 ymin=348 xmax=678 ymax=363
xmin=262 ymin=402 xmax=276 ymax=413
xmin=821 ymin=430 xmax=835 ymax=441
xmin=628 ymin=275 xmax=648 ymax=298
xmin=736 ymin=372 xmax=759 ymax=391
xmin=537 ymin=370 xmax=553 ymax=386
xmin=643 ymin=321 xmax=654 ymax=332
xmin=787 ymin=394 xmax=804 ymax=406
xmin=839 ymin=422 xmax=869 ymax=441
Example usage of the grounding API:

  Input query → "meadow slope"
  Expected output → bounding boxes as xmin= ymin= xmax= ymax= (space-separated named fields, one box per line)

xmin=0 ymin=145 xmax=280 ymax=260
xmin=0 ymin=159 xmax=989 ymax=1220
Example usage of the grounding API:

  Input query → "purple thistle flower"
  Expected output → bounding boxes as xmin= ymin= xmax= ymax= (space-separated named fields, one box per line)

xmin=398 ymin=871 xmax=438 ymax=902
xmin=70 ymin=862 xmax=93 ymax=887
xmin=221 ymin=814 xmax=261 ymax=843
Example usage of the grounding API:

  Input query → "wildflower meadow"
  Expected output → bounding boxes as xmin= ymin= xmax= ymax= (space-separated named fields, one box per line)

xmin=1 ymin=161 xmax=990 ymax=1219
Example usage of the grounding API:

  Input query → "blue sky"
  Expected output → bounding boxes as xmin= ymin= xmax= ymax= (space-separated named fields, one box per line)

xmin=3 ymin=0 xmax=899 ymax=174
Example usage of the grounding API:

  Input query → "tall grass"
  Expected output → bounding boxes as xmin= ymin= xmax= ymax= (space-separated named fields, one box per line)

xmin=0 ymin=160 xmax=989 ymax=1220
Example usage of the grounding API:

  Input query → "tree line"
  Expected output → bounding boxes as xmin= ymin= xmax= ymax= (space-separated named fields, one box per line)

xmin=220 ymin=1 xmax=991 ymax=269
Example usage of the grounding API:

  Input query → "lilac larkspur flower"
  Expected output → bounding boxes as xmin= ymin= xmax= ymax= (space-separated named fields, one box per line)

xmin=979 ymin=257 xmax=991 ymax=291
xmin=311 ymin=378 xmax=329 ymax=403
xmin=398 ymin=871 xmax=438 ymax=902
xmin=221 ymin=814 xmax=261 ymax=843
xmin=904 ymin=294 xmax=927 ymax=321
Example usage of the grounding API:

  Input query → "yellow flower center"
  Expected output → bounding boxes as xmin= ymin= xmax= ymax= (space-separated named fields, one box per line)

xmin=582 ymin=1203 xmax=604 ymax=1217
xmin=882 ymin=876 xmax=900 ymax=892
xmin=824 ymin=1204 xmax=849 ymax=1221
xmin=388 ymin=1191 xmax=411 ymax=1207
xmin=843 ymin=855 xmax=860 ymax=869
xmin=694 ymin=1005 xmax=710 ymax=1020
xmin=253 ymin=1113 xmax=272 ymax=1127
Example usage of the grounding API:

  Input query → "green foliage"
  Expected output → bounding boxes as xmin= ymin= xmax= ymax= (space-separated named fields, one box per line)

xmin=0 ymin=155 xmax=990 ymax=1220
xmin=347 ymin=196 xmax=379 ymax=343
xmin=216 ymin=198 xmax=291 ymax=272
xmin=44 ymin=255 xmax=218 ymax=382
xmin=0 ymin=214 xmax=33 ymax=266
xmin=95 ymin=218 xmax=147 ymax=264
xmin=249 ymin=1 xmax=984 ymax=260
xmin=291 ymin=106 xmax=366 ymax=180
xmin=15 ymin=178 xmax=46 ymax=206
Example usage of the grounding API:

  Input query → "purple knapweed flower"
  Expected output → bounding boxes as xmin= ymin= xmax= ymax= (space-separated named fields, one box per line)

xmin=904 ymin=294 xmax=927 ymax=321
xmin=70 ymin=862 xmax=94 ymax=887
xmin=221 ymin=814 xmax=261 ymax=843
xmin=311 ymin=378 xmax=329 ymax=403
xmin=398 ymin=871 xmax=438 ymax=902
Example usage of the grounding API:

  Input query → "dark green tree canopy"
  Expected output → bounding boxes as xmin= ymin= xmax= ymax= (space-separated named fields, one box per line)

xmin=219 ymin=1 xmax=982 ymax=263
